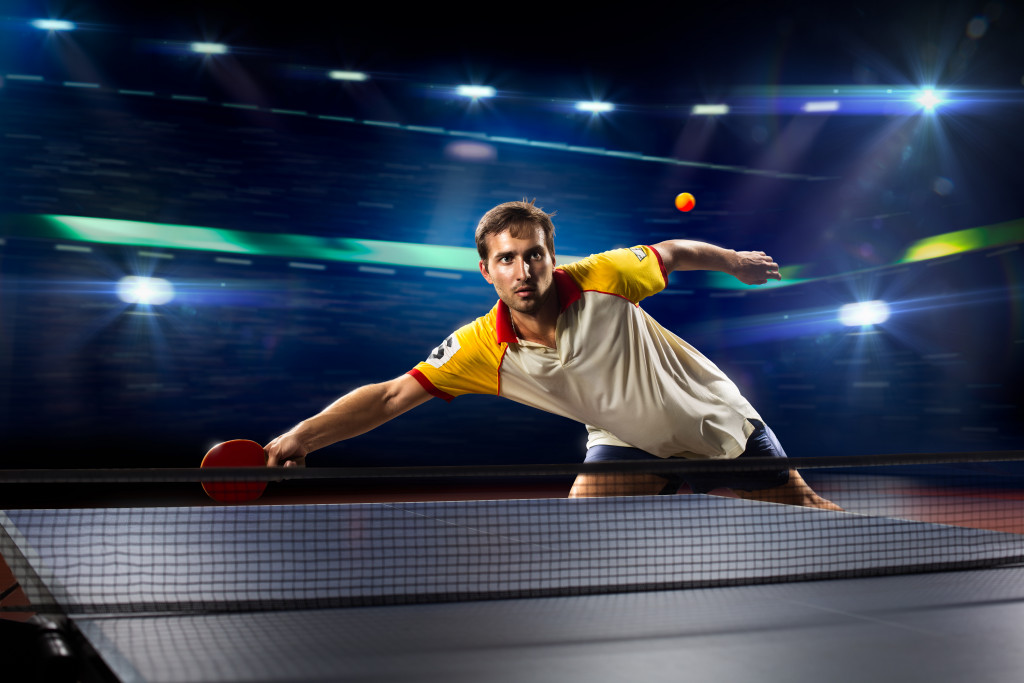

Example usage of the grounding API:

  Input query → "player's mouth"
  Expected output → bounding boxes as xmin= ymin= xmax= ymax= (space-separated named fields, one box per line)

xmin=514 ymin=287 xmax=535 ymax=298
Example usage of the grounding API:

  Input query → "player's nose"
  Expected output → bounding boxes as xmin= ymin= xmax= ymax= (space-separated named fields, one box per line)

xmin=515 ymin=257 xmax=530 ymax=280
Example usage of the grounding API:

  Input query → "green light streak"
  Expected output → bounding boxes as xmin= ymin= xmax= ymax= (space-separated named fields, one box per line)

xmin=45 ymin=215 xmax=483 ymax=271
xmin=899 ymin=219 xmax=1024 ymax=264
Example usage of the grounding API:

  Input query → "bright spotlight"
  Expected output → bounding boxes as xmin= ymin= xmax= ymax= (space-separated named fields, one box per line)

xmin=839 ymin=300 xmax=890 ymax=327
xmin=575 ymin=101 xmax=614 ymax=113
xmin=328 ymin=70 xmax=368 ymax=82
xmin=692 ymin=104 xmax=729 ymax=116
xmin=30 ymin=19 xmax=76 ymax=31
xmin=801 ymin=100 xmax=840 ymax=113
xmin=456 ymin=85 xmax=496 ymax=99
xmin=190 ymin=42 xmax=228 ymax=55
xmin=916 ymin=89 xmax=942 ymax=111
xmin=117 ymin=276 xmax=175 ymax=305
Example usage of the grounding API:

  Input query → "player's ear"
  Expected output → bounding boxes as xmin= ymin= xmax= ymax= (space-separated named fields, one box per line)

xmin=479 ymin=259 xmax=493 ymax=284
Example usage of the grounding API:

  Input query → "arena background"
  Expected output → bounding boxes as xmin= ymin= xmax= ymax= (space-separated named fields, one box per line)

xmin=0 ymin=1 xmax=1021 ymax=467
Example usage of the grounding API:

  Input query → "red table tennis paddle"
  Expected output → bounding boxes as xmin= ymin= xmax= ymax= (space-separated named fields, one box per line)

xmin=200 ymin=439 xmax=268 ymax=503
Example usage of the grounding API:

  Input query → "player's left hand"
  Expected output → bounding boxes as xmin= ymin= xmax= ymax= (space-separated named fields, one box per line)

xmin=732 ymin=251 xmax=781 ymax=285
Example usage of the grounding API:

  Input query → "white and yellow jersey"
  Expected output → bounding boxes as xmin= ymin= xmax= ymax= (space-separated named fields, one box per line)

xmin=408 ymin=245 xmax=760 ymax=460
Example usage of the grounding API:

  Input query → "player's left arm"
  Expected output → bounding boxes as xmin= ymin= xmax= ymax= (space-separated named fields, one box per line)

xmin=651 ymin=239 xmax=781 ymax=285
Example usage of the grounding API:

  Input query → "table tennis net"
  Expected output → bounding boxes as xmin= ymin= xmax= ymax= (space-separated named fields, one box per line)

xmin=2 ymin=452 xmax=1023 ymax=617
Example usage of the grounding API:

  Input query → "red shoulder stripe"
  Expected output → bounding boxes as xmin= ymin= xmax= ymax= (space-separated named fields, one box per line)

xmin=406 ymin=368 xmax=455 ymax=402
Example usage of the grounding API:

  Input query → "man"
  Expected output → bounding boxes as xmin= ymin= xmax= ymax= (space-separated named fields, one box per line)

xmin=266 ymin=200 xmax=839 ymax=509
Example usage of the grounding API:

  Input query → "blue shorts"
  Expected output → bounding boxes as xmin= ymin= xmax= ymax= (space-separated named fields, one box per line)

xmin=583 ymin=419 xmax=791 ymax=494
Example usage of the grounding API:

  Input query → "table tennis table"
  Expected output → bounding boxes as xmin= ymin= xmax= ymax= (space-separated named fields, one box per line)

xmin=3 ymin=494 xmax=1024 ymax=682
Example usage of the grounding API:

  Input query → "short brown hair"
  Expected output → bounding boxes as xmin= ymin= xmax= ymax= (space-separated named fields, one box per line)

xmin=475 ymin=200 xmax=556 ymax=260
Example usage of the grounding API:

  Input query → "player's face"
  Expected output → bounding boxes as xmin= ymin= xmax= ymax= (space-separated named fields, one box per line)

xmin=479 ymin=227 xmax=556 ymax=316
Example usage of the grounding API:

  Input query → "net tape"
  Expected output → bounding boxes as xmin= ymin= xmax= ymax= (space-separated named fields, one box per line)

xmin=1 ymin=450 xmax=1022 ymax=484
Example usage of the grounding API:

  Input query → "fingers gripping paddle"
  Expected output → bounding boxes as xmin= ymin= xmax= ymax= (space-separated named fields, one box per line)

xmin=201 ymin=440 xmax=268 ymax=503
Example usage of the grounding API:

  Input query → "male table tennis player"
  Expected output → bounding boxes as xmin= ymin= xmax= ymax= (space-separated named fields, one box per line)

xmin=266 ymin=200 xmax=839 ymax=509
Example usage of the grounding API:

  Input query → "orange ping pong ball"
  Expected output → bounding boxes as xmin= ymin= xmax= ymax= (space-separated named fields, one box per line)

xmin=675 ymin=192 xmax=696 ymax=212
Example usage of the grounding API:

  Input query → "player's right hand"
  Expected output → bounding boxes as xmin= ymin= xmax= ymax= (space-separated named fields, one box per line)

xmin=264 ymin=432 xmax=308 ymax=468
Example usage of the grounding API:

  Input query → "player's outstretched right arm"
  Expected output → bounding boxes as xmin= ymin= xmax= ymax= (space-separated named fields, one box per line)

xmin=652 ymin=240 xmax=781 ymax=285
xmin=265 ymin=373 xmax=432 ymax=468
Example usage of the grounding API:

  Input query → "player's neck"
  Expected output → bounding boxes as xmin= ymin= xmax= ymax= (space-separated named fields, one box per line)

xmin=510 ymin=296 xmax=559 ymax=348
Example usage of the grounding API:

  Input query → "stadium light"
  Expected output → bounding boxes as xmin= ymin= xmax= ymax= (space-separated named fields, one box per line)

xmin=575 ymin=101 xmax=614 ymax=113
xmin=329 ymin=70 xmax=368 ymax=82
xmin=456 ymin=85 xmax=496 ymax=99
xmin=802 ymin=101 xmax=840 ymax=113
xmin=839 ymin=300 xmax=890 ymax=327
xmin=117 ymin=276 xmax=175 ymax=306
xmin=30 ymin=19 xmax=76 ymax=31
xmin=692 ymin=104 xmax=729 ymax=116
xmin=915 ymin=88 xmax=942 ymax=111
xmin=190 ymin=42 xmax=228 ymax=55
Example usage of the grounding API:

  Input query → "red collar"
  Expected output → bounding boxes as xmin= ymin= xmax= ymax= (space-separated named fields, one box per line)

xmin=495 ymin=269 xmax=581 ymax=344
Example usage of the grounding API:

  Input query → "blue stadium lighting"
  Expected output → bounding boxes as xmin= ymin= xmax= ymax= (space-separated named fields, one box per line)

xmin=328 ymin=70 xmax=369 ymax=82
xmin=456 ymin=85 xmax=496 ymax=99
xmin=116 ymin=276 xmax=175 ymax=306
xmin=801 ymin=100 xmax=840 ymax=113
xmin=190 ymin=42 xmax=228 ymax=55
xmin=30 ymin=19 xmax=76 ymax=31
xmin=915 ymin=88 xmax=943 ymax=111
xmin=575 ymin=101 xmax=614 ymax=113
xmin=838 ymin=300 xmax=890 ymax=327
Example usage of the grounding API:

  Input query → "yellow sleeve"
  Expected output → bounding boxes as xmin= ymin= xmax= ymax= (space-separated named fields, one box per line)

xmin=560 ymin=245 xmax=667 ymax=303
xmin=408 ymin=307 xmax=505 ymax=401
